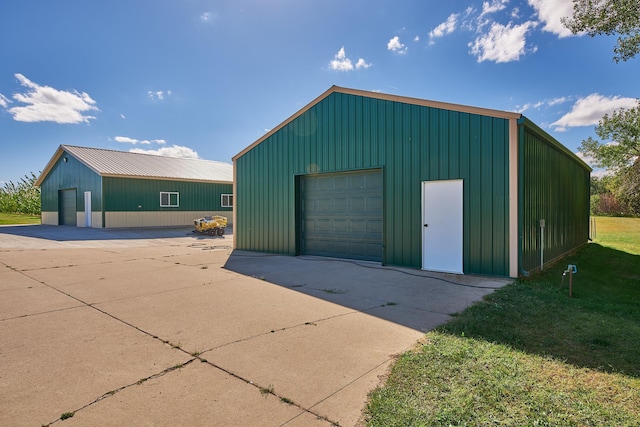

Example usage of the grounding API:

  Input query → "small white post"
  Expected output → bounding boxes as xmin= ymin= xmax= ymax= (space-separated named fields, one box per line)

xmin=539 ymin=219 xmax=545 ymax=271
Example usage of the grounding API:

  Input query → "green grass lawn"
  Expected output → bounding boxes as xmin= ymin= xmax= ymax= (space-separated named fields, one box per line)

xmin=365 ymin=216 xmax=640 ymax=426
xmin=0 ymin=212 xmax=41 ymax=225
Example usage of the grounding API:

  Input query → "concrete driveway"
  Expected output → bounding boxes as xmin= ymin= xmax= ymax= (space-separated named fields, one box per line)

xmin=0 ymin=225 xmax=509 ymax=427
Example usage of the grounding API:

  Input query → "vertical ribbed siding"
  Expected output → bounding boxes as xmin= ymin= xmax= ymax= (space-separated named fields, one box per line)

xmin=519 ymin=119 xmax=590 ymax=273
xmin=103 ymin=177 xmax=232 ymax=212
xmin=40 ymin=154 xmax=102 ymax=212
xmin=235 ymin=92 xmax=511 ymax=275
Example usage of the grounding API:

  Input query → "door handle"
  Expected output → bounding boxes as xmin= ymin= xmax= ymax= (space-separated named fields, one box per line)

xmin=424 ymin=224 xmax=428 ymax=227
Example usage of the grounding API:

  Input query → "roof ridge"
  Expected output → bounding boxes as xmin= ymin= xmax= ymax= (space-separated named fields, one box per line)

xmin=62 ymin=145 xmax=231 ymax=165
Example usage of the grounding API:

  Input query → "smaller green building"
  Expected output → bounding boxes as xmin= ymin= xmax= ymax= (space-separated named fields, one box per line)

xmin=36 ymin=145 xmax=233 ymax=228
xmin=233 ymin=86 xmax=591 ymax=278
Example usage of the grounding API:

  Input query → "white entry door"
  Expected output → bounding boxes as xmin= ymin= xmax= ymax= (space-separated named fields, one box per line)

xmin=422 ymin=180 xmax=463 ymax=274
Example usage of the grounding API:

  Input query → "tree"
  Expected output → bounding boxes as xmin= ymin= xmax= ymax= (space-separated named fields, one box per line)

xmin=562 ymin=0 xmax=640 ymax=62
xmin=616 ymin=161 xmax=640 ymax=215
xmin=579 ymin=100 xmax=640 ymax=171
xmin=580 ymin=101 xmax=640 ymax=216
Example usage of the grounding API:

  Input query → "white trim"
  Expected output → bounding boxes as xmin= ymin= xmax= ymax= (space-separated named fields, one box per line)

xmin=232 ymin=159 xmax=237 ymax=249
xmin=221 ymin=193 xmax=233 ymax=208
xmin=160 ymin=191 xmax=179 ymax=208
xmin=509 ymin=118 xmax=519 ymax=278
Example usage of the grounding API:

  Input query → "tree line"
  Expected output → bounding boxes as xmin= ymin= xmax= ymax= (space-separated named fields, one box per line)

xmin=0 ymin=173 xmax=41 ymax=216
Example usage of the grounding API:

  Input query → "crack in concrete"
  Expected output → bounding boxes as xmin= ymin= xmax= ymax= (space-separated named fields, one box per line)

xmin=44 ymin=358 xmax=197 ymax=426
xmin=0 ymin=304 xmax=86 ymax=322
xmin=14 ymin=267 xmax=348 ymax=426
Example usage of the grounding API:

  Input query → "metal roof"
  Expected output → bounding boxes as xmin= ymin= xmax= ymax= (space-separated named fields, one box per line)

xmin=35 ymin=145 xmax=233 ymax=186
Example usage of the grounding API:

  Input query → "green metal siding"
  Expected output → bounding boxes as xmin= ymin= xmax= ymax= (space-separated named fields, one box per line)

xmin=236 ymin=92 xmax=511 ymax=275
xmin=40 ymin=153 xmax=102 ymax=213
xmin=103 ymin=177 xmax=232 ymax=212
xmin=519 ymin=118 xmax=590 ymax=274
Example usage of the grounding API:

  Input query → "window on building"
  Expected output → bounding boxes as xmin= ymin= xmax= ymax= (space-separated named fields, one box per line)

xmin=160 ymin=192 xmax=179 ymax=207
xmin=221 ymin=194 xmax=233 ymax=208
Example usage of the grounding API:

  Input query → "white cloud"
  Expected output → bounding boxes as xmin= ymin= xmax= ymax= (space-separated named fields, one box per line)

xmin=8 ymin=74 xmax=98 ymax=124
xmin=130 ymin=144 xmax=200 ymax=159
xmin=551 ymin=94 xmax=638 ymax=131
xmin=115 ymin=136 xmax=140 ymax=144
xmin=387 ymin=36 xmax=408 ymax=54
xmin=148 ymin=90 xmax=172 ymax=101
xmin=0 ymin=93 xmax=10 ymax=108
xmin=516 ymin=100 xmax=545 ymax=113
xmin=329 ymin=47 xmax=370 ymax=71
xmin=469 ymin=21 xmax=538 ymax=63
xmin=200 ymin=12 xmax=211 ymax=22
xmin=549 ymin=96 xmax=569 ymax=106
xmin=115 ymin=136 xmax=167 ymax=145
xmin=480 ymin=0 xmax=509 ymax=19
xmin=329 ymin=47 xmax=353 ymax=71
xmin=429 ymin=13 xmax=459 ymax=43
xmin=414 ymin=35 xmax=420 ymax=42
xmin=355 ymin=58 xmax=372 ymax=69
xmin=516 ymin=96 xmax=570 ymax=113
xmin=120 ymin=113 xmax=126 ymax=119
xmin=528 ymin=0 xmax=574 ymax=38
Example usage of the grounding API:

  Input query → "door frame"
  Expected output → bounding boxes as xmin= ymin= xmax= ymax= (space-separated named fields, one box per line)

xmin=421 ymin=179 xmax=464 ymax=274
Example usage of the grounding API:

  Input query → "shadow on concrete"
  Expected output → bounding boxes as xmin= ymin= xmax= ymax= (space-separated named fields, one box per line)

xmin=0 ymin=224 xmax=232 ymax=242
xmin=224 ymin=250 xmax=511 ymax=332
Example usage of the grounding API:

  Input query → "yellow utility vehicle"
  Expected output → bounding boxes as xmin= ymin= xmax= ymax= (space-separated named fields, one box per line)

xmin=193 ymin=215 xmax=227 ymax=236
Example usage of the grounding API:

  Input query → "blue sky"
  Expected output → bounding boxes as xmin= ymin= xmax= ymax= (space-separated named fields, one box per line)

xmin=1 ymin=0 xmax=638 ymax=184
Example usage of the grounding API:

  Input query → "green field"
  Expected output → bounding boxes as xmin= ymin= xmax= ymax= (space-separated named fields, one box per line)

xmin=0 ymin=212 xmax=41 ymax=225
xmin=365 ymin=216 xmax=640 ymax=426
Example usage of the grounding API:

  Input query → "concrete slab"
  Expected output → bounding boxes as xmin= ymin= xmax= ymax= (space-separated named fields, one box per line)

xmin=224 ymin=251 xmax=511 ymax=331
xmin=60 ymin=361 xmax=329 ymax=427
xmin=0 ymin=282 xmax=82 ymax=320
xmin=0 ymin=268 xmax=43 ymax=291
xmin=94 ymin=276 xmax=356 ymax=355
xmin=0 ymin=225 xmax=509 ymax=426
xmin=25 ymin=259 xmax=223 ymax=305
xmin=0 ymin=306 xmax=187 ymax=427
xmin=308 ymin=361 xmax=393 ymax=427
xmin=204 ymin=312 xmax=423 ymax=422
xmin=0 ymin=247 xmax=135 ymax=271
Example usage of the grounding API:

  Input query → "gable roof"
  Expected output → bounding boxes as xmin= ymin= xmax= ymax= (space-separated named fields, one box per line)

xmin=35 ymin=145 xmax=233 ymax=186
xmin=233 ymin=85 xmax=523 ymax=160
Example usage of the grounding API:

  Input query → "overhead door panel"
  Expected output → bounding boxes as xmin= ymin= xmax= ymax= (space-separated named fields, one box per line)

xmin=301 ymin=169 xmax=382 ymax=262
xmin=59 ymin=189 xmax=77 ymax=226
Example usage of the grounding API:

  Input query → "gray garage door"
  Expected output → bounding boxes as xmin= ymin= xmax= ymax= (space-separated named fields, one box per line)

xmin=59 ymin=189 xmax=77 ymax=226
xmin=301 ymin=169 xmax=383 ymax=262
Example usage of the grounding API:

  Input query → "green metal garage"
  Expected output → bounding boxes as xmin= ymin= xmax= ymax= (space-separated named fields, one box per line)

xmin=232 ymin=86 xmax=591 ymax=278
xmin=36 ymin=145 xmax=233 ymax=228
